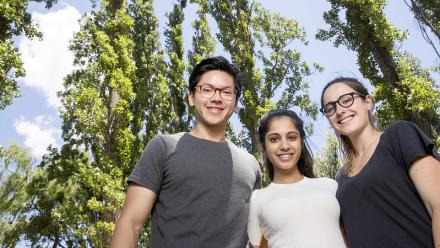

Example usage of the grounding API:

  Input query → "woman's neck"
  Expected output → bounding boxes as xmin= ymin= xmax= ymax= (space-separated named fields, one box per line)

xmin=349 ymin=126 xmax=382 ymax=156
xmin=273 ymin=168 xmax=304 ymax=184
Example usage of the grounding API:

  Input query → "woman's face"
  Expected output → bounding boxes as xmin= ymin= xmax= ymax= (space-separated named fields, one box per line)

xmin=322 ymin=82 xmax=373 ymax=137
xmin=264 ymin=116 xmax=302 ymax=178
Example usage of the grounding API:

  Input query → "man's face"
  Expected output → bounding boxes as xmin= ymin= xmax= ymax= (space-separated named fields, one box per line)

xmin=189 ymin=70 xmax=237 ymax=130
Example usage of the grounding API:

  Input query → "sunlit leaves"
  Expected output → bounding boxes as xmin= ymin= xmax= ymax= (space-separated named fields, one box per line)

xmin=209 ymin=0 xmax=320 ymax=156
xmin=318 ymin=0 xmax=440 ymax=140
xmin=0 ymin=0 xmax=57 ymax=109
xmin=314 ymin=133 xmax=340 ymax=179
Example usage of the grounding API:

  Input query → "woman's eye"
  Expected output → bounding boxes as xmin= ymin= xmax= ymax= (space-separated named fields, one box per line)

xmin=342 ymin=99 xmax=351 ymax=104
xmin=269 ymin=137 xmax=278 ymax=142
xmin=325 ymin=105 xmax=335 ymax=113
xmin=288 ymin=136 xmax=297 ymax=141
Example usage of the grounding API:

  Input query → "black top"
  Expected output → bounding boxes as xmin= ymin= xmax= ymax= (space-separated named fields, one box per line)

xmin=336 ymin=121 xmax=439 ymax=248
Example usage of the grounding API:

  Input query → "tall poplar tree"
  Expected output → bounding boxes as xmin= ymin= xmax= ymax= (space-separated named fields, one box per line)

xmin=59 ymin=0 xmax=136 ymax=244
xmin=129 ymin=0 xmax=171 ymax=164
xmin=165 ymin=0 xmax=192 ymax=132
xmin=186 ymin=0 xmax=216 ymax=129
xmin=207 ymin=0 xmax=321 ymax=156
xmin=187 ymin=0 xmax=216 ymax=71
xmin=317 ymin=0 xmax=440 ymax=145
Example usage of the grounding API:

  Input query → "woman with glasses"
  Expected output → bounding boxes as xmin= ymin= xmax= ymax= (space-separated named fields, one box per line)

xmin=247 ymin=109 xmax=346 ymax=248
xmin=321 ymin=77 xmax=440 ymax=247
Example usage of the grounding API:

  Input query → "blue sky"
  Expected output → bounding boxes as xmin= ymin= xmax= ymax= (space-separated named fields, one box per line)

xmin=1 ymin=0 xmax=438 ymax=160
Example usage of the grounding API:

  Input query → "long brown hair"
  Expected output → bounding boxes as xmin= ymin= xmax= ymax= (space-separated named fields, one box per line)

xmin=320 ymin=77 xmax=375 ymax=173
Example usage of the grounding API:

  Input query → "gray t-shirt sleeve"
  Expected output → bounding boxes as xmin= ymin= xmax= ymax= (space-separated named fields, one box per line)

xmin=128 ymin=135 xmax=165 ymax=194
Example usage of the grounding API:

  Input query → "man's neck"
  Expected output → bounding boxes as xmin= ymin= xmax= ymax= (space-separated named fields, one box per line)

xmin=190 ymin=125 xmax=226 ymax=142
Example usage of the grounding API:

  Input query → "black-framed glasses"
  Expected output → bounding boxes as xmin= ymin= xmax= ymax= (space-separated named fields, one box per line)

xmin=320 ymin=92 xmax=365 ymax=117
xmin=195 ymin=84 xmax=236 ymax=101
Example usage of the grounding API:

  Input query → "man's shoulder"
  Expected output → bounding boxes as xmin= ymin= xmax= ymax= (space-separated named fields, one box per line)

xmin=159 ymin=132 xmax=185 ymax=140
xmin=226 ymin=140 xmax=257 ymax=160
xmin=157 ymin=132 xmax=185 ymax=145
xmin=147 ymin=132 xmax=186 ymax=156
xmin=226 ymin=140 xmax=261 ymax=173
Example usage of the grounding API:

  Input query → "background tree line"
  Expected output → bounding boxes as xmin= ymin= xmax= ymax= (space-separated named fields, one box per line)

xmin=1 ymin=0 xmax=439 ymax=247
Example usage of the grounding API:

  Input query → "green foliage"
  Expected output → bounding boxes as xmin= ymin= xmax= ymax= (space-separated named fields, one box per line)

xmin=314 ymin=133 xmax=340 ymax=179
xmin=410 ymin=0 xmax=440 ymax=33
xmin=0 ymin=40 xmax=23 ymax=110
xmin=374 ymin=53 xmax=440 ymax=125
xmin=316 ymin=0 xmax=406 ymax=83
xmin=9 ymin=1 xmax=438 ymax=247
xmin=0 ymin=0 xmax=57 ymax=110
xmin=0 ymin=144 xmax=91 ymax=246
xmin=0 ymin=143 xmax=32 ymax=246
xmin=187 ymin=0 xmax=216 ymax=72
xmin=404 ymin=0 xmax=440 ymax=58
xmin=58 ymin=0 xmax=136 ymax=244
xmin=317 ymin=0 xmax=440 ymax=143
xmin=208 ymin=0 xmax=321 ymax=156
xmin=129 ymin=0 xmax=171 ymax=168
xmin=22 ymin=146 xmax=91 ymax=247
xmin=206 ymin=0 xmax=321 ymax=185
xmin=1 ymin=1 xmax=322 ymax=246
xmin=165 ymin=0 xmax=191 ymax=132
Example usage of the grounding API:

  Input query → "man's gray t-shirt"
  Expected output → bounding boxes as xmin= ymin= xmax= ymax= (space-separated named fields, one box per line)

xmin=128 ymin=133 xmax=262 ymax=248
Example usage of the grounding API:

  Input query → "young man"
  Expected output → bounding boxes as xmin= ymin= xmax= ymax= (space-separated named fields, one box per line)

xmin=110 ymin=56 xmax=262 ymax=248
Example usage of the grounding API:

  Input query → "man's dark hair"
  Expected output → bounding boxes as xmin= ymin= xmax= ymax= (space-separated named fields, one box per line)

xmin=188 ymin=56 xmax=243 ymax=101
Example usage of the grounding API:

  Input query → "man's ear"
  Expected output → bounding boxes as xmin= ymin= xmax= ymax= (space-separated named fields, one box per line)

xmin=233 ymin=100 xmax=238 ymax=111
xmin=188 ymin=91 xmax=194 ymax=107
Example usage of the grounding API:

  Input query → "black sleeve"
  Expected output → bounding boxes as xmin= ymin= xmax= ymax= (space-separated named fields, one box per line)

xmin=386 ymin=121 xmax=439 ymax=170
xmin=127 ymin=135 xmax=165 ymax=194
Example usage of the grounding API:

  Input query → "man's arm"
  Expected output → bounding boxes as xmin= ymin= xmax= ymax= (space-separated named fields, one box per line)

xmin=110 ymin=184 xmax=157 ymax=248
xmin=409 ymin=155 xmax=440 ymax=248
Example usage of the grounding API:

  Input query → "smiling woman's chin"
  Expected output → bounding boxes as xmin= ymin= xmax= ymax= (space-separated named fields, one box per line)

xmin=335 ymin=123 xmax=361 ymax=136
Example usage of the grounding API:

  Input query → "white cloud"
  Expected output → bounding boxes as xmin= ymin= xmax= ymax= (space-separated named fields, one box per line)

xmin=19 ymin=5 xmax=81 ymax=108
xmin=14 ymin=116 xmax=60 ymax=158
